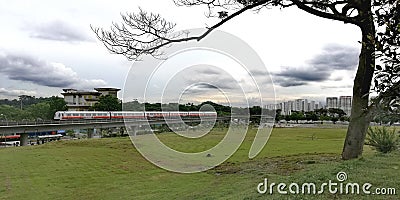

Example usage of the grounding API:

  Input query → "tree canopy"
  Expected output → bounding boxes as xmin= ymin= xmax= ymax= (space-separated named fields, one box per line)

xmin=92 ymin=95 xmax=122 ymax=111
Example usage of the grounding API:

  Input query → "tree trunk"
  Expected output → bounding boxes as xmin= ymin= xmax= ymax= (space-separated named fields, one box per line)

xmin=342 ymin=7 xmax=376 ymax=160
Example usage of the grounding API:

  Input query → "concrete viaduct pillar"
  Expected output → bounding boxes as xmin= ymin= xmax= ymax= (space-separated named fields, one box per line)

xmin=20 ymin=133 xmax=29 ymax=146
xmin=87 ymin=128 xmax=94 ymax=139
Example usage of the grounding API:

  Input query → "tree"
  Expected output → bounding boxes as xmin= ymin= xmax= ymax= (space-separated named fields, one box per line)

xmin=26 ymin=102 xmax=51 ymax=120
xmin=46 ymin=96 xmax=67 ymax=119
xmin=328 ymin=108 xmax=347 ymax=118
xmin=289 ymin=111 xmax=304 ymax=123
xmin=93 ymin=0 xmax=399 ymax=160
xmin=92 ymin=95 xmax=122 ymax=111
xmin=275 ymin=109 xmax=283 ymax=123
xmin=305 ymin=111 xmax=319 ymax=121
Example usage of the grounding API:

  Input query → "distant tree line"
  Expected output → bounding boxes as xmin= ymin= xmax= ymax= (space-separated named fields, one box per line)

xmin=123 ymin=100 xmax=232 ymax=116
xmin=0 ymin=95 xmax=54 ymax=109
xmin=274 ymin=108 xmax=350 ymax=124
xmin=0 ymin=96 xmax=67 ymax=121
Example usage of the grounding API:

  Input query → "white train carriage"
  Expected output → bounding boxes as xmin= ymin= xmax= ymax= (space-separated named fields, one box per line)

xmin=54 ymin=111 xmax=110 ymax=120
xmin=54 ymin=111 xmax=217 ymax=120
xmin=110 ymin=111 xmax=145 ymax=119
xmin=202 ymin=112 xmax=218 ymax=117
xmin=145 ymin=111 xmax=171 ymax=118
xmin=168 ymin=111 xmax=189 ymax=117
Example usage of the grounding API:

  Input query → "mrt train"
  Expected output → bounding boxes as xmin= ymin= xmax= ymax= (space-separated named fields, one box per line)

xmin=54 ymin=111 xmax=217 ymax=120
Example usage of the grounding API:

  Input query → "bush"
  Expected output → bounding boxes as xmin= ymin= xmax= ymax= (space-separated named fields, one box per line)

xmin=366 ymin=126 xmax=399 ymax=153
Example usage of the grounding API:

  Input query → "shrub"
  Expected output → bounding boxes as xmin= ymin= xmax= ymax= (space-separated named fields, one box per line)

xmin=366 ymin=126 xmax=400 ymax=153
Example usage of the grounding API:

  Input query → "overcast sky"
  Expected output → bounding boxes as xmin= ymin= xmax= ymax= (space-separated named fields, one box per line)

xmin=0 ymin=0 xmax=361 ymax=105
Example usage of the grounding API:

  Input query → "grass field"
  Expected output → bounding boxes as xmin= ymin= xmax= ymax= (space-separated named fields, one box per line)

xmin=0 ymin=127 xmax=399 ymax=199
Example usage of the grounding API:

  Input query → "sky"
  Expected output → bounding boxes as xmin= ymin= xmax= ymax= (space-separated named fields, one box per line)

xmin=0 ymin=0 xmax=362 ymax=106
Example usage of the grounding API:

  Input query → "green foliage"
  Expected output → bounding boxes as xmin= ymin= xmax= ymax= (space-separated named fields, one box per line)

xmin=26 ymin=102 xmax=51 ymax=120
xmin=123 ymin=100 xmax=233 ymax=116
xmin=0 ymin=95 xmax=58 ymax=109
xmin=92 ymin=95 xmax=122 ymax=111
xmin=0 ymin=105 xmax=30 ymax=121
xmin=47 ymin=96 xmax=67 ymax=115
xmin=305 ymin=112 xmax=319 ymax=121
xmin=0 ymin=96 xmax=66 ymax=120
xmin=0 ymin=96 xmax=67 ymax=121
xmin=366 ymin=126 xmax=400 ymax=153
xmin=327 ymin=108 xmax=346 ymax=117
xmin=288 ymin=111 xmax=305 ymax=123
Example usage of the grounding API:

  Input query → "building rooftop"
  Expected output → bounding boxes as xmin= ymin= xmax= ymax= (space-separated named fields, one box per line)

xmin=94 ymin=87 xmax=121 ymax=92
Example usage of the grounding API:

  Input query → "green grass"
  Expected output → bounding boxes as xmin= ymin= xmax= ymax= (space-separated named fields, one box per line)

xmin=0 ymin=127 xmax=398 ymax=199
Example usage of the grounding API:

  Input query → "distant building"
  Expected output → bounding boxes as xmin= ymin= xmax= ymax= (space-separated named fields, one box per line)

xmin=94 ymin=88 xmax=120 ymax=97
xmin=339 ymin=96 xmax=352 ymax=116
xmin=62 ymin=88 xmax=120 ymax=111
xmin=266 ymin=98 xmax=321 ymax=115
xmin=309 ymin=101 xmax=315 ymax=112
xmin=326 ymin=97 xmax=338 ymax=109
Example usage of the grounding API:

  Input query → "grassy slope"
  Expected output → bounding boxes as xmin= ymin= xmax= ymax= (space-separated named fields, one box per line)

xmin=0 ymin=128 xmax=398 ymax=199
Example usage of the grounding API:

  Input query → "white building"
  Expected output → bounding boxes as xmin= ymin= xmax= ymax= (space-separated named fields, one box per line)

xmin=326 ymin=97 xmax=339 ymax=109
xmin=339 ymin=96 xmax=352 ymax=116
xmin=62 ymin=88 xmax=120 ymax=111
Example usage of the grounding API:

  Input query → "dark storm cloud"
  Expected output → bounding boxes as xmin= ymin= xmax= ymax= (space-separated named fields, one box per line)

xmin=28 ymin=20 xmax=92 ymax=42
xmin=0 ymin=52 xmax=106 ymax=88
xmin=275 ymin=67 xmax=330 ymax=82
xmin=272 ymin=76 xmax=308 ymax=87
xmin=273 ymin=44 xmax=359 ymax=87
xmin=308 ymin=44 xmax=359 ymax=70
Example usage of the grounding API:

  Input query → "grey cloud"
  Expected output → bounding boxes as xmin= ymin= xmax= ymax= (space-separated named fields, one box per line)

xmin=0 ymin=88 xmax=37 ymax=97
xmin=249 ymin=69 xmax=270 ymax=77
xmin=195 ymin=83 xmax=219 ymax=89
xmin=308 ymin=44 xmax=359 ymax=70
xmin=275 ymin=67 xmax=330 ymax=82
xmin=273 ymin=44 xmax=359 ymax=87
xmin=184 ymin=84 xmax=219 ymax=94
xmin=28 ymin=20 xmax=92 ymax=42
xmin=272 ymin=77 xmax=308 ymax=87
xmin=185 ymin=76 xmax=236 ymax=90
xmin=196 ymin=68 xmax=222 ymax=75
xmin=0 ymin=52 xmax=106 ymax=89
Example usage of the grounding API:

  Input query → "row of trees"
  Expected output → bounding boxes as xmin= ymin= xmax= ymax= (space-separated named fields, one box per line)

xmin=123 ymin=100 xmax=232 ymax=115
xmin=0 ymin=95 xmax=57 ymax=109
xmin=0 ymin=95 xmax=122 ymax=121
xmin=275 ymin=108 xmax=349 ymax=124
xmin=0 ymin=96 xmax=67 ymax=121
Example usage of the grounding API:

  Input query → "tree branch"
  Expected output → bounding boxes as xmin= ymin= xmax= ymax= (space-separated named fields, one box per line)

xmin=291 ymin=0 xmax=360 ymax=25
xmin=92 ymin=0 xmax=271 ymax=60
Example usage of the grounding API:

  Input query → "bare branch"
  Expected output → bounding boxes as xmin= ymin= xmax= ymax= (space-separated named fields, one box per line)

xmin=92 ymin=0 xmax=272 ymax=60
